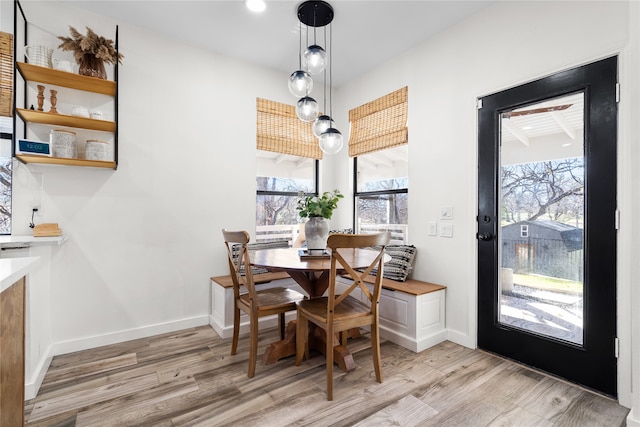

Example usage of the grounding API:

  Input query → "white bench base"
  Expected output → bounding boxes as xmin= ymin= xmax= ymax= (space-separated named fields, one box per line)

xmin=210 ymin=275 xmax=446 ymax=353
xmin=336 ymin=277 xmax=447 ymax=353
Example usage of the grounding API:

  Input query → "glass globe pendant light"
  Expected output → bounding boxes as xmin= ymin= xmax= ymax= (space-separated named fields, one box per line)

xmin=319 ymin=127 xmax=343 ymax=154
xmin=312 ymin=114 xmax=333 ymax=137
xmin=296 ymin=96 xmax=319 ymax=122
xmin=288 ymin=70 xmax=313 ymax=97
xmin=303 ymin=44 xmax=326 ymax=74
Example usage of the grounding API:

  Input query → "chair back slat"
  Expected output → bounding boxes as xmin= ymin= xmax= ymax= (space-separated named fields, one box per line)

xmin=326 ymin=232 xmax=391 ymax=310
xmin=222 ymin=229 xmax=258 ymax=303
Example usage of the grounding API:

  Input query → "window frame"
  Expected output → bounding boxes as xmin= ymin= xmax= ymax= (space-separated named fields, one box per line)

xmin=256 ymin=159 xmax=319 ymax=199
xmin=352 ymin=156 xmax=408 ymax=232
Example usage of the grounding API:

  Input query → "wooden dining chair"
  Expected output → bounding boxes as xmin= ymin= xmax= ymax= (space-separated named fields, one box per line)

xmin=222 ymin=229 xmax=305 ymax=378
xmin=295 ymin=231 xmax=391 ymax=400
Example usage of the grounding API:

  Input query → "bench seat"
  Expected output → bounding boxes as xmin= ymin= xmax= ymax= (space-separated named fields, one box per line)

xmin=336 ymin=275 xmax=447 ymax=352
xmin=359 ymin=274 xmax=447 ymax=295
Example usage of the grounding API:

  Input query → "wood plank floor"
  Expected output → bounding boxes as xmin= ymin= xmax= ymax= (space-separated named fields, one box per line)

xmin=24 ymin=325 xmax=629 ymax=426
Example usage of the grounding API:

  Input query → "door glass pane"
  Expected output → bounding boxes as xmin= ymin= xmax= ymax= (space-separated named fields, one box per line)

xmin=499 ymin=93 xmax=584 ymax=345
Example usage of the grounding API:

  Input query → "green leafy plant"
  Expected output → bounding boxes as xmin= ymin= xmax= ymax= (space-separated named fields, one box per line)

xmin=297 ymin=190 xmax=343 ymax=219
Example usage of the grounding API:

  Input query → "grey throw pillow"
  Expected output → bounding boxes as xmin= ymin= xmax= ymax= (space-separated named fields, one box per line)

xmin=370 ymin=244 xmax=417 ymax=282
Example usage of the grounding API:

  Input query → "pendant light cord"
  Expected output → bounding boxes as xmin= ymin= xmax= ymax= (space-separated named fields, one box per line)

xmin=328 ymin=21 xmax=333 ymax=120
xmin=313 ymin=3 xmax=318 ymax=45
xmin=322 ymin=25 xmax=327 ymax=114
xmin=298 ymin=20 xmax=302 ymax=69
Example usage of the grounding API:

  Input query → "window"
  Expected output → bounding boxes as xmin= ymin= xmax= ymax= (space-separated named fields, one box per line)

xmin=255 ymin=98 xmax=320 ymax=244
xmin=520 ymin=224 xmax=529 ymax=237
xmin=350 ymin=87 xmax=408 ymax=244
xmin=256 ymin=152 xmax=317 ymax=244
xmin=0 ymin=32 xmax=13 ymax=234
xmin=354 ymin=147 xmax=408 ymax=243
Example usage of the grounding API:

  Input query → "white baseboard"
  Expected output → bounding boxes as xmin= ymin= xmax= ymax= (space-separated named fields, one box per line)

xmin=25 ymin=316 xmax=210 ymax=400
xmin=25 ymin=347 xmax=53 ymax=400
xmin=379 ymin=325 xmax=447 ymax=353
xmin=628 ymin=409 xmax=640 ymax=427
xmin=446 ymin=328 xmax=476 ymax=349
xmin=50 ymin=315 xmax=210 ymax=357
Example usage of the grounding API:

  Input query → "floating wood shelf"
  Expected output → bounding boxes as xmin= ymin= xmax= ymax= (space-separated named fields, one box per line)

xmin=16 ymin=62 xmax=116 ymax=96
xmin=15 ymin=154 xmax=116 ymax=169
xmin=15 ymin=109 xmax=115 ymax=132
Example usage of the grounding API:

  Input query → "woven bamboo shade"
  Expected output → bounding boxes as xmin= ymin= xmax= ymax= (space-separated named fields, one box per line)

xmin=0 ymin=32 xmax=13 ymax=118
xmin=348 ymin=86 xmax=408 ymax=157
xmin=256 ymin=98 xmax=323 ymax=160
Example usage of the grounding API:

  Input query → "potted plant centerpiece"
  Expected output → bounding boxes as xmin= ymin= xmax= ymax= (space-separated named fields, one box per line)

xmin=58 ymin=26 xmax=123 ymax=79
xmin=297 ymin=190 xmax=343 ymax=252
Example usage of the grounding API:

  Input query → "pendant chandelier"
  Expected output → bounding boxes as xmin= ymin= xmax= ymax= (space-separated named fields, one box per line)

xmin=289 ymin=0 xmax=343 ymax=155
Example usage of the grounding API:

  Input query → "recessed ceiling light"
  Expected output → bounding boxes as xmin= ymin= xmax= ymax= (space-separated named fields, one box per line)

xmin=245 ymin=0 xmax=266 ymax=13
xmin=522 ymin=125 xmax=532 ymax=130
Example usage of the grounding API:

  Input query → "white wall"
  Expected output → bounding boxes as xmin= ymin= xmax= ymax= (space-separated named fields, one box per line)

xmin=3 ymin=0 xmax=638 ymax=415
xmin=7 ymin=1 xmax=295 ymax=352
xmin=334 ymin=0 xmax=635 ymax=407
xmin=621 ymin=1 xmax=640 ymax=424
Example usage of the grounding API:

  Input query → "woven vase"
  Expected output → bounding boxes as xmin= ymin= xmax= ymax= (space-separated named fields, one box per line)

xmin=78 ymin=55 xmax=107 ymax=79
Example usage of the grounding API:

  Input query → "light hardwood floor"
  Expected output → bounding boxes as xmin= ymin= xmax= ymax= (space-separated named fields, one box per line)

xmin=25 ymin=325 xmax=629 ymax=426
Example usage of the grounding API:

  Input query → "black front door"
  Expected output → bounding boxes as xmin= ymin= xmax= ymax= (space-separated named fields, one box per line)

xmin=477 ymin=57 xmax=618 ymax=396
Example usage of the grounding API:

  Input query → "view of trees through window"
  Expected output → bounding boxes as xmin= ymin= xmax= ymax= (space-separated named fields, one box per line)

xmin=501 ymin=157 xmax=584 ymax=283
xmin=0 ymin=116 xmax=13 ymax=234
xmin=357 ymin=178 xmax=408 ymax=225
xmin=256 ymin=176 xmax=313 ymax=226
xmin=355 ymin=146 xmax=409 ymax=243
xmin=501 ymin=157 xmax=584 ymax=226
xmin=0 ymin=158 xmax=11 ymax=234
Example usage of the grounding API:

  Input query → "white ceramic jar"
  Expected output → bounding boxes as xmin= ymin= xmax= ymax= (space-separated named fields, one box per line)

xmin=50 ymin=129 xmax=76 ymax=158
xmin=71 ymin=106 xmax=89 ymax=118
xmin=85 ymin=139 xmax=110 ymax=161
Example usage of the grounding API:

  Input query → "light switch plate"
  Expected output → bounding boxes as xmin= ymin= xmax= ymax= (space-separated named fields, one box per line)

xmin=428 ymin=222 xmax=437 ymax=236
xmin=439 ymin=223 xmax=453 ymax=237
xmin=440 ymin=206 xmax=453 ymax=220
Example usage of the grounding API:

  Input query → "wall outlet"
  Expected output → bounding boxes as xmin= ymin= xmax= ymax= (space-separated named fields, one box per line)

xmin=439 ymin=222 xmax=453 ymax=237
xmin=428 ymin=221 xmax=437 ymax=236
xmin=440 ymin=206 xmax=453 ymax=220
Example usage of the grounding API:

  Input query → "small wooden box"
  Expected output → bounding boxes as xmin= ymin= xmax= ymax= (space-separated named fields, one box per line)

xmin=33 ymin=223 xmax=62 ymax=237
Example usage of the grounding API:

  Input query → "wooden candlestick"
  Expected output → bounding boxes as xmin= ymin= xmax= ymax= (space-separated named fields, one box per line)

xmin=37 ymin=85 xmax=45 ymax=111
xmin=49 ymin=90 xmax=58 ymax=114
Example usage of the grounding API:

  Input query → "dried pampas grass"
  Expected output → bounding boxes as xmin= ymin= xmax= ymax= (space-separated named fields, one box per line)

xmin=58 ymin=26 xmax=123 ymax=65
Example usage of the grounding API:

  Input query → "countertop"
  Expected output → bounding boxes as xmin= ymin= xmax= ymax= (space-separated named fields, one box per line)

xmin=0 ymin=235 xmax=67 ymax=248
xmin=0 ymin=257 xmax=40 ymax=293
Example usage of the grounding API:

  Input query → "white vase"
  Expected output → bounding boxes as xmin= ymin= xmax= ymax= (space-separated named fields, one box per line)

xmin=305 ymin=217 xmax=329 ymax=253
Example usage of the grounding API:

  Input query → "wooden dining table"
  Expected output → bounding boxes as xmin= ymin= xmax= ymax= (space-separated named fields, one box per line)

xmin=251 ymin=247 xmax=388 ymax=371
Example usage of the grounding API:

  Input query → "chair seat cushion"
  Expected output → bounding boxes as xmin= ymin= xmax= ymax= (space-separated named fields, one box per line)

xmin=297 ymin=295 xmax=370 ymax=321
xmin=240 ymin=287 xmax=304 ymax=310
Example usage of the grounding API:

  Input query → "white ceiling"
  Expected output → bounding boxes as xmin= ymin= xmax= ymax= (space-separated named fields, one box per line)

xmin=64 ymin=0 xmax=495 ymax=87
xmin=502 ymin=93 xmax=584 ymax=145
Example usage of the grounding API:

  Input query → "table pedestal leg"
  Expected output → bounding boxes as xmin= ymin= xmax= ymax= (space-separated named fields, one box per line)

xmin=262 ymin=321 xmax=360 ymax=372
xmin=262 ymin=321 xmax=296 ymax=365
xmin=309 ymin=327 xmax=360 ymax=372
